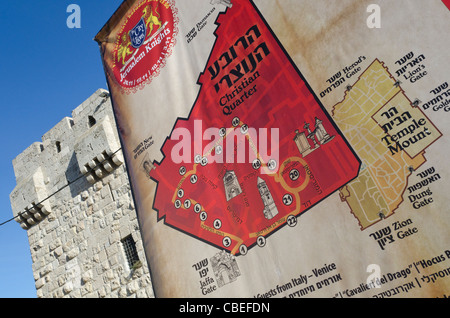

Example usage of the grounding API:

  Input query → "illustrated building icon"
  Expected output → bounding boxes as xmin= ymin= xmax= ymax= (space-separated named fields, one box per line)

xmin=257 ymin=177 xmax=278 ymax=220
xmin=314 ymin=117 xmax=335 ymax=145
xmin=210 ymin=250 xmax=240 ymax=288
xmin=210 ymin=0 xmax=233 ymax=8
xmin=294 ymin=129 xmax=315 ymax=157
xmin=294 ymin=117 xmax=335 ymax=157
xmin=223 ymin=170 xmax=242 ymax=201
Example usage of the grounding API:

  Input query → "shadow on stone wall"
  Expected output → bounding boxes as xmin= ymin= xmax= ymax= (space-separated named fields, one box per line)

xmin=65 ymin=152 xmax=91 ymax=198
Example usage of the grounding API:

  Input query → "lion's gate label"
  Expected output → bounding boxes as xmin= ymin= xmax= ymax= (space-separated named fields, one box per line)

xmin=112 ymin=0 xmax=178 ymax=91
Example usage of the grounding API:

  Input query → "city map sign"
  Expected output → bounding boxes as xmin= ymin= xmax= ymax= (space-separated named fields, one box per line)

xmin=96 ymin=0 xmax=450 ymax=298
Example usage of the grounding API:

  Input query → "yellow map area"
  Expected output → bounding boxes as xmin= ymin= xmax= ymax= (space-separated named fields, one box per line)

xmin=331 ymin=59 xmax=441 ymax=230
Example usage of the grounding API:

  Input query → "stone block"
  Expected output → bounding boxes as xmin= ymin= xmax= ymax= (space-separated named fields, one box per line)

xmin=110 ymin=279 xmax=120 ymax=291
xmin=54 ymin=246 xmax=64 ymax=257
xmin=63 ymin=282 xmax=74 ymax=295
xmin=35 ymin=278 xmax=45 ymax=290
xmin=81 ymin=270 xmax=93 ymax=284
xmin=40 ymin=264 xmax=53 ymax=277
xmin=67 ymin=248 xmax=79 ymax=260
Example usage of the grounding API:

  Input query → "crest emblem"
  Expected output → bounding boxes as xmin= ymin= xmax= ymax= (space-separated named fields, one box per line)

xmin=129 ymin=18 xmax=147 ymax=49
xmin=111 ymin=0 xmax=179 ymax=92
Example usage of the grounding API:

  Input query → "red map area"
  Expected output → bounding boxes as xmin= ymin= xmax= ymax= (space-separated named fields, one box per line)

xmin=149 ymin=1 xmax=360 ymax=255
xmin=443 ymin=0 xmax=450 ymax=10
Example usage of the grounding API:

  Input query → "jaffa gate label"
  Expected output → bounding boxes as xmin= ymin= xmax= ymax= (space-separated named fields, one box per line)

xmin=111 ymin=0 xmax=178 ymax=92
xmin=146 ymin=2 xmax=361 ymax=255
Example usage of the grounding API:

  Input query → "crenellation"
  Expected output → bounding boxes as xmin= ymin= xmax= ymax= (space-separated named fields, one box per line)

xmin=71 ymin=89 xmax=110 ymax=126
xmin=10 ymin=89 xmax=125 ymax=229
xmin=12 ymin=142 xmax=44 ymax=184
xmin=41 ymin=117 xmax=75 ymax=151
xmin=10 ymin=89 xmax=154 ymax=298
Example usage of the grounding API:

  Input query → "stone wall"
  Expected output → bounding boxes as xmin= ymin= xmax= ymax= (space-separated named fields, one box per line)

xmin=10 ymin=89 xmax=154 ymax=298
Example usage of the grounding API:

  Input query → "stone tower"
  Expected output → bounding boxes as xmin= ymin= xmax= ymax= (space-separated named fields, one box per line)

xmin=257 ymin=177 xmax=278 ymax=220
xmin=9 ymin=89 xmax=154 ymax=298
xmin=223 ymin=170 xmax=242 ymax=201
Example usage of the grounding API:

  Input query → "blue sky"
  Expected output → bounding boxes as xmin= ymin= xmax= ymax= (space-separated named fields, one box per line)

xmin=0 ymin=0 xmax=123 ymax=298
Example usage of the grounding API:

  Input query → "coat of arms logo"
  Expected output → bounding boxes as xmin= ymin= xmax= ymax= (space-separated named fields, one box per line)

xmin=129 ymin=18 xmax=147 ymax=49
xmin=111 ymin=0 xmax=179 ymax=92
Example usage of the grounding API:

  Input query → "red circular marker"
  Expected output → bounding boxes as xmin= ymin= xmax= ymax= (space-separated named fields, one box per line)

xmin=111 ymin=0 xmax=178 ymax=92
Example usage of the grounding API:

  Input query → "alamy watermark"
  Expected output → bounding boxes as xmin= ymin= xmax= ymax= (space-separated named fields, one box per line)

xmin=66 ymin=3 xmax=380 ymax=30
xmin=367 ymin=4 xmax=381 ymax=29
xmin=169 ymin=119 xmax=279 ymax=175
xmin=67 ymin=4 xmax=81 ymax=29
xmin=366 ymin=264 xmax=382 ymax=288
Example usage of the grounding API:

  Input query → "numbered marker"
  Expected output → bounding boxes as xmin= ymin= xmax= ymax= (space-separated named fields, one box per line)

xmin=282 ymin=193 xmax=293 ymax=206
xmin=240 ymin=124 xmax=248 ymax=134
xmin=194 ymin=203 xmax=202 ymax=213
xmin=232 ymin=117 xmax=240 ymax=127
xmin=289 ymin=169 xmax=300 ymax=181
xmin=179 ymin=166 xmax=186 ymax=176
xmin=257 ymin=236 xmax=266 ymax=247
xmin=287 ymin=215 xmax=297 ymax=227
xmin=219 ymin=128 xmax=226 ymax=137
xmin=215 ymin=145 xmax=223 ymax=155
xmin=213 ymin=219 xmax=222 ymax=229
xmin=267 ymin=159 xmax=277 ymax=171
xmin=190 ymin=174 xmax=198 ymax=184
xmin=201 ymin=157 xmax=208 ymax=166
xmin=223 ymin=236 xmax=232 ymax=248
xmin=174 ymin=200 xmax=181 ymax=209
xmin=239 ymin=244 xmax=248 ymax=256
xmin=194 ymin=154 xmax=202 ymax=164
xmin=183 ymin=199 xmax=191 ymax=209
xmin=177 ymin=189 xmax=184 ymax=198
xmin=200 ymin=211 xmax=207 ymax=221
xmin=252 ymin=159 xmax=261 ymax=170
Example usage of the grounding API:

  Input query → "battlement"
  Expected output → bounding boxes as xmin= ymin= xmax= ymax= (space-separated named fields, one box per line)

xmin=10 ymin=89 xmax=124 ymax=229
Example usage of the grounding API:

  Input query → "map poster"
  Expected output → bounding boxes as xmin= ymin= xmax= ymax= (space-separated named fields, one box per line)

xmin=96 ymin=0 xmax=450 ymax=298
